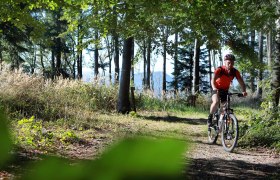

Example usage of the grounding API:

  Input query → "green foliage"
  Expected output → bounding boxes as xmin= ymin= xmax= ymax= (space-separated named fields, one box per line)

xmin=21 ymin=137 xmax=188 ymax=180
xmin=239 ymin=119 xmax=280 ymax=150
xmin=136 ymin=92 xmax=208 ymax=112
xmin=0 ymin=109 xmax=13 ymax=168
xmin=13 ymin=116 xmax=53 ymax=149
xmin=239 ymin=99 xmax=280 ymax=151
xmin=12 ymin=116 xmax=83 ymax=151
xmin=59 ymin=130 xmax=79 ymax=144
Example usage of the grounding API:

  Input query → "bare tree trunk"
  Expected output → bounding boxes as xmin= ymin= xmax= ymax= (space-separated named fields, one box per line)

xmin=267 ymin=30 xmax=273 ymax=72
xmin=143 ymin=40 xmax=147 ymax=88
xmin=39 ymin=45 xmax=45 ymax=74
xmin=174 ymin=32 xmax=179 ymax=93
xmin=208 ymin=49 xmax=212 ymax=91
xmin=105 ymin=36 xmax=113 ymax=84
xmin=131 ymin=38 xmax=135 ymax=84
xmin=77 ymin=24 xmax=83 ymax=79
xmin=271 ymin=1 xmax=280 ymax=110
xmin=51 ymin=50 xmax=55 ymax=80
xmin=162 ymin=27 xmax=168 ymax=95
xmin=31 ymin=45 xmax=36 ymax=74
xmin=114 ymin=34 xmax=119 ymax=84
xmin=250 ymin=30 xmax=256 ymax=93
xmin=257 ymin=31 xmax=263 ymax=97
xmin=192 ymin=38 xmax=200 ymax=94
xmin=117 ymin=37 xmax=133 ymax=114
xmin=146 ymin=37 xmax=151 ymax=90
xmin=94 ymin=30 xmax=99 ymax=80
xmin=218 ymin=49 xmax=223 ymax=66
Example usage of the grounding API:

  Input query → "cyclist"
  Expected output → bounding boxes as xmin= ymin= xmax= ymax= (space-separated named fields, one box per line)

xmin=208 ymin=54 xmax=247 ymax=127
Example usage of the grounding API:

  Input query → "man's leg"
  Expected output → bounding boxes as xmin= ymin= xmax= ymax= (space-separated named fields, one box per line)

xmin=208 ymin=92 xmax=219 ymax=126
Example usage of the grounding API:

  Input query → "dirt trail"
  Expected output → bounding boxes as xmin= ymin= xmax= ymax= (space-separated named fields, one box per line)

xmin=1 ymin=116 xmax=279 ymax=179
xmin=185 ymin=119 xmax=280 ymax=179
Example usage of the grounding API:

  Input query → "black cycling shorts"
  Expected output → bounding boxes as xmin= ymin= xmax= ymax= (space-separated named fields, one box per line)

xmin=212 ymin=89 xmax=228 ymax=102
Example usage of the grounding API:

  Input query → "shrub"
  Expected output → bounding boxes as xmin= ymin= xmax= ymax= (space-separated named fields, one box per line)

xmin=239 ymin=99 xmax=280 ymax=151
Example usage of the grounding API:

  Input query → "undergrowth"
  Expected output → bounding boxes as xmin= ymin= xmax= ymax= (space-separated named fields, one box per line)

xmin=0 ymin=69 xmax=279 ymax=151
xmin=238 ymin=100 xmax=280 ymax=152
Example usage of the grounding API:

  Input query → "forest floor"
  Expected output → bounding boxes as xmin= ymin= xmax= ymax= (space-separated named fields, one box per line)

xmin=1 ymin=113 xmax=279 ymax=179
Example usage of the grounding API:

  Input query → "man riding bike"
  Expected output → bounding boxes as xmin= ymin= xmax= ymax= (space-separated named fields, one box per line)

xmin=208 ymin=54 xmax=247 ymax=127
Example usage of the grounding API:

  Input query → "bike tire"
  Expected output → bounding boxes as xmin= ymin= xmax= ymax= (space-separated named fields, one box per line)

xmin=221 ymin=114 xmax=239 ymax=152
xmin=208 ymin=115 xmax=219 ymax=144
xmin=208 ymin=126 xmax=218 ymax=144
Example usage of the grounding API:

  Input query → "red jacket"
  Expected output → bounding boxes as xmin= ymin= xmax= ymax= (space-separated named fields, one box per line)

xmin=214 ymin=66 xmax=242 ymax=90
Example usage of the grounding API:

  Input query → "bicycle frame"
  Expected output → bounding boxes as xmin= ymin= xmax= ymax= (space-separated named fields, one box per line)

xmin=208 ymin=92 xmax=243 ymax=152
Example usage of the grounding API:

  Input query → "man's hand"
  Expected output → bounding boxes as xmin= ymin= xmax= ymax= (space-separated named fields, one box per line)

xmin=242 ymin=92 xmax=247 ymax=97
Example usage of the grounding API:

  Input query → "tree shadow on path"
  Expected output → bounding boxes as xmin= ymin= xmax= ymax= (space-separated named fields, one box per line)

xmin=139 ymin=115 xmax=206 ymax=125
xmin=185 ymin=158 xmax=280 ymax=180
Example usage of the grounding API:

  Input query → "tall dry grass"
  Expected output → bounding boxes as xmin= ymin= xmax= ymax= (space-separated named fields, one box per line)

xmin=0 ymin=68 xmax=118 ymax=121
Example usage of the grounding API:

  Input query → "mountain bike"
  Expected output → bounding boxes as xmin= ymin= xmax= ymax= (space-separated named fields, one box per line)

xmin=208 ymin=92 xmax=244 ymax=152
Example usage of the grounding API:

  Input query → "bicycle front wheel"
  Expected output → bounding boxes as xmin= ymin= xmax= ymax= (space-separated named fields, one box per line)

xmin=221 ymin=114 xmax=239 ymax=152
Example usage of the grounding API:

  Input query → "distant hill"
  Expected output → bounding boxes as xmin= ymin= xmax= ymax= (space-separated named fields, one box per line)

xmin=82 ymin=68 xmax=173 ymax=95
xmin=133 ymin=71 xmax=173 ymax=95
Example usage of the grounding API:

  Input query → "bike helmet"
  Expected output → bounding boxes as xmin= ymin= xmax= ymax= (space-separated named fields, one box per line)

xmin=224 ymin=54 xmax=235 ymax=61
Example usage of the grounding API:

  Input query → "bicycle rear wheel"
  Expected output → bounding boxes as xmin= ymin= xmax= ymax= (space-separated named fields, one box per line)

xmin=221 ymin=114 xmax=238 ymax=152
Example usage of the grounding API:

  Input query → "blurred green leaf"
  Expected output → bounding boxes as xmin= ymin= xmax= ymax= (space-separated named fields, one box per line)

xmin=21 ymin=157 xmax=84 ymax=180
xmin=21 ymin=137 xmax=189 ymax=180
xmin=0 ymin=109 xmax=13 ymax=167
xmin=94 ymin=137 xmax=187 ymax=178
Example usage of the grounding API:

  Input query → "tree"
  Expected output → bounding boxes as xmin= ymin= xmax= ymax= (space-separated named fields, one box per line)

xmin=271 ymin=0 xmax=280 ymax=109
xmin=192 ymin=39 xmax=200 ymax=94
xmin=256 ymin=31 xmax=264 ymax=97
xmin=117 ymin=37 xmax=133 ymax=114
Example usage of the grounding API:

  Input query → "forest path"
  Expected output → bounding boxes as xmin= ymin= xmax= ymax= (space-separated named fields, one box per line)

xmin=185 ymin=118 xmax=280 ymax=179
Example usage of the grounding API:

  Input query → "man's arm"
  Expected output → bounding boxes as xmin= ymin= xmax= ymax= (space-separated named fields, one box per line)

xmin=211 ymin=73 xmax=218 ymax=90
xmin=237 ymin=78 xmax=247 ymax=96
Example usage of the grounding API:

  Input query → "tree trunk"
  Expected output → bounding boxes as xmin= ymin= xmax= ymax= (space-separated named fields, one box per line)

xmin=39 ymin=45 xmax=45 ymax=74
xmin=72 ymin=42 xmax=76 ymax=79
xmin=51 ymin=50 xmax=55 ymax=80
xmin=79 ymin=50 xmax=83 ymax=79
xmin=147 ymin=37 xmax=151 ymax=90
xmin=192 ymin=38 xmax=200 ymax=94
xmin=54 ymin=9 xmax=63 ymax=77
xmin=174 ymin=32 xmax=179 ymax=93
xmin=208 ymin=49 xmax=212 ymax=91
xmin=271 ymin=1 xmax=280 ymax=110
xmin=114 ymin=33 xmax=119 ymax=84
xmin=55 ymin=38 xmax=62 ymax=76
xmin=131 ymin=38 xmax=135 ymax=84
xmin=117 ymin=37 xmax=133 ymax=114
xmin=257 ymin=31 xmax=263 ymax=97
xmin=143 ymin=39 xmax=147 ymax=88
xmin=31 ymin=45 xmax=36 ymax=74
xmin=250 ymin=30 xmax=256 ymax=93
xmin=267 ymin=30 xmax=273 ymax=72
xmin=94 ymin=30 xmax=99 ymax=80
xmin=76 ymin=24 xmax=83 ymax=79
xmin=105 ymin=37 xmax=113 ymax=84
xmin=218 ymin=49 xmax=223 ymax=66
xmin=162 ymin=28 xmax=168 ymax=95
